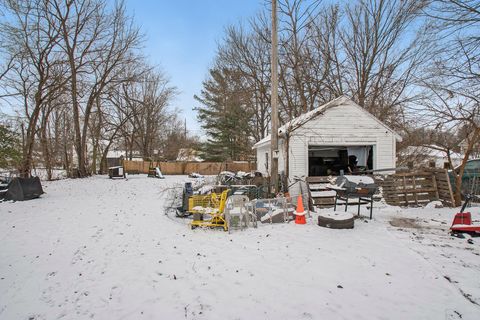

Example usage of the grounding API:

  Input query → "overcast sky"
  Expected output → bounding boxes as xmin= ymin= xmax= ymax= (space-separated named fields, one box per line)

xmin=125 ymin=0 xmax=266 ymax=137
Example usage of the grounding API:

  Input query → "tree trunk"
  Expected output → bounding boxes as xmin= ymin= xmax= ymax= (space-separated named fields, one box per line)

xmin=91 ymin=137 xmax=98 ymax=175
xmin=91 ymin=97 xmax=103 ymax=175
xmin=20 ymin=92 xmax=43 ymax=178
xmin=454 ymin=174 xmax=463 ymax=207
xmin=40 ymin=118 xmax=52 ymax=181
xmin=284 ymin=134 xmax=290 ymax=182
xmin=99 ymin=148 xmax=109 ymax=174
xmin=69 ymin=64 xmax=86 ymax=177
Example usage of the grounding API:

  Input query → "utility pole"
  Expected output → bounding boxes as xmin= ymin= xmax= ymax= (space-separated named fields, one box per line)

xmin=270 ymin=0 xmax=279 ymax=194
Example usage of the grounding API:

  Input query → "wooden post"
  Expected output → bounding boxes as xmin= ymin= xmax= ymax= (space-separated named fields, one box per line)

xmin=443 ymin=169 xmax=455 ymax=206
xmin=413 ymin=175 xmax=418 ymax=206
xmin=432 ymin=173 xmax=440 ymax=200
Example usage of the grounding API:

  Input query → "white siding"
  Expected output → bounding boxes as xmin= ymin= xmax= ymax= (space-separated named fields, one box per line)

xmin=255 ymin=141 xmax=286 ymax=177
xmin=278 ymin=142 xmax=286 ymax=175
xmin=288 ymin=135 xmax=307 ymax=179
xmin=255 ymin=144 xmax=269 ymax=176
xmin=255 ymin=100 xmax=398 ymax=182
xmin=287 ymin=102 xmax=397 ymax=181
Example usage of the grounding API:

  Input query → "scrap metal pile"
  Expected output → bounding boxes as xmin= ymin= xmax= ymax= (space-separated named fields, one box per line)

xmin=174 ymin=171 xmax=296 ymax=232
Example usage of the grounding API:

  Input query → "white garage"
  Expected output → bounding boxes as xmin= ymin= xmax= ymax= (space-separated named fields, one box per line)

xmin=253 ymin=96 xmax=402 ymax=182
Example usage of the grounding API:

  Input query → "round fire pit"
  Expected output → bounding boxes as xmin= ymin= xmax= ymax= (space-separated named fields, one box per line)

xmin=318 ymin=212 xmax=354 ymax=229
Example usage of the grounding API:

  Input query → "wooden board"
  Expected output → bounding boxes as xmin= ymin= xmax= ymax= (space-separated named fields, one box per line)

xmin=122 ymin=160 xmax=255 ymax=175
xmin=381 ymin=168 xmax=455 ymax=207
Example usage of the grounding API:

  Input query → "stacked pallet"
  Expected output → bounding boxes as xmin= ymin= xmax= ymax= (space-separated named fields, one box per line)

xmin=428 ymin=168 xmax=456 ymax=207
xmin=306 ymin=176 xmax=336 ymax=207
xmin=382 ymin=168 xmax=454 ymax=207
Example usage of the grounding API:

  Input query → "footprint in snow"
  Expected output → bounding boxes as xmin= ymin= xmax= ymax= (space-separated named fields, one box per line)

xmin=108 ymin=285 xmax=121 ymax=301
xmin=71 ymin=249 xmax=85 ymax=265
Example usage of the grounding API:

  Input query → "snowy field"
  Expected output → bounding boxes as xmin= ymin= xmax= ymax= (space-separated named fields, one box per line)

xmin=1 ymin=175 xmax=479 ymax=320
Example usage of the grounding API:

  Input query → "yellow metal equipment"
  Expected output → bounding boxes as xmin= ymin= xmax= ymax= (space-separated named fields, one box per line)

xmin=189 ymin=190 xmax=229 ymax=231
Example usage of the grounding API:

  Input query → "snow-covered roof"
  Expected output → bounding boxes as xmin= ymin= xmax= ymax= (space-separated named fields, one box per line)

xmin=106 ymin=150 xmax=125 ymax=158
xmin=401 ymin=145 xmax=463 ymax=160
xmin=253 ymin=96 xmax=402 ymax=149
xmin=176 ymin=148 xmax=204 ymax=162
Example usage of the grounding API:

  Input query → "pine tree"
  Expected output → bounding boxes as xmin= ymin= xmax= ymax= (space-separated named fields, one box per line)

xmin=0 ymin=125 xmax=21 ymax=169
xmin=194 ymin=68 xmax=252 ymax=162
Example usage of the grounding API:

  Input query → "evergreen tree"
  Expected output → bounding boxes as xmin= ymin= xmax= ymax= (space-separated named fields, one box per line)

xmin=0 ymin=125 xmax=21 ymax=169
xmin=194 ymin=68 xmax=253 ymax=161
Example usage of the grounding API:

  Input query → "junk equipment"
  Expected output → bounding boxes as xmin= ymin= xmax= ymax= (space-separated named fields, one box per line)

xmin=317 ymin=212 xmax=355 ymax=229
xmin=188 ymin=172 xmax=204 ymax=178
xmin=148 ymin=167 xmax=164 ymax=178
xmin=230 ymin=184 xmax=265 ymax=200
xmin=289 ymin=177 xmax=312 ymax=211
xmin=189 ymin=190 xmax=230 ymax=231
xmin=148 ymin=162 xmax=165 ymax=178
xmin=155 ymin=167 xmax=165 ymax=178
xmin=4 ymin=177 xmax=44 ymax=201
xmin=450 ymin=194 xmax=480 ymax=236
xmin=224 ymin=195 xmax=257 ymax=233
xmin=108 ymin=166 xmax=126 ymax=178
xmin=330 ymin=175 xmax=377 ymax=219
xmin=248 ymin=197 xmax=290 ymax=224
xmin=0 ymin=180 xmax=8 ymax=193
xmin=175 ymin=182 xmax=194 ymax=217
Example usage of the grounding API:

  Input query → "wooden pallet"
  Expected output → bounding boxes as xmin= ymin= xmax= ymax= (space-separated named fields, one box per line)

xmin=381 ymin=168 xmax=454 ymax=207
xmin=306 ymin=176 xmax=335 ymax=207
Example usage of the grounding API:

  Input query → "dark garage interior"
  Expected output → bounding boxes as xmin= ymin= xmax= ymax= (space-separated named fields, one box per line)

xmin=308 ymin=146 xmax=373 ymax=176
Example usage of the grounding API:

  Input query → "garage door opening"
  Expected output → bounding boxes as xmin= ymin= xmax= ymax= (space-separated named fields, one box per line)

xmin=308 ymin=146 xmax=373 ymax=176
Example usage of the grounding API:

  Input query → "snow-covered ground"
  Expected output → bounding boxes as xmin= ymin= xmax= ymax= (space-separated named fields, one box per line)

xmin=1 ymin=175 xmax=479 ymax=320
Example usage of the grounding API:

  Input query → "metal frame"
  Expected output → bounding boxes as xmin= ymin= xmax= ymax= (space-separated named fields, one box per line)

xmin=224 ymin=195 xmax=257 ymax=233
xmin=249 ymin=197 xmax=289 ymax=224
xmin=333 ymin=190 xmax=374 ymax=219
xmin=189 ymin=190 xmax=229 ymax=231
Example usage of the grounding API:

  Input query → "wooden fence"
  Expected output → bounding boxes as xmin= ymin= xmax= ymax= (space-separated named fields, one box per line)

xmin=122 ymin=160 xmax=256 ymax=176
xmin=381 ymin=168 xmax=455 ymax=207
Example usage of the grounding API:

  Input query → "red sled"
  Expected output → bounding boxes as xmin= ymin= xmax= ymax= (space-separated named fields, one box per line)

xmin=450 ymin=212 xmax=480 ymax=234
xmin=450 ymin=195 xmax=480 ymax=235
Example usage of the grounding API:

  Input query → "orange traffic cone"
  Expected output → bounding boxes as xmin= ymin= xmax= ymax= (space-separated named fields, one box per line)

xmin=295 ymin=195 xmax=306 ymax=224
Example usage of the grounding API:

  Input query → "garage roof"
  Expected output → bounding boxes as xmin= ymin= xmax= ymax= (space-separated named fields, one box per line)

xmin=253 ymin=96 xmax=402 ymax=149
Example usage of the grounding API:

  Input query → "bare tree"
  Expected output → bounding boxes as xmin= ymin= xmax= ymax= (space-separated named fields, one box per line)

xmin=119 ymin=69 xmax=177 ymax=160
xmin=0 ymin=0 xmax=66 ymax=177
xmin=0 ymin=0 xmax=180 ymax=179
xmin=218 ymin=20 xmax=272 ymax=142
xmin=51 ymin=0 xmax=142 ymax=177
xmin=303 ymin=5 xmax=344 ymax=103
xmin=339 ymin=0 xmax=428 ymax=127
xmin=417 ymin=0 xmax=480 ymax=204
xmin=96 ymin=67 xmax=146 ymax=173
xmin=277 ymin=0 xmax=324 ymax=118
